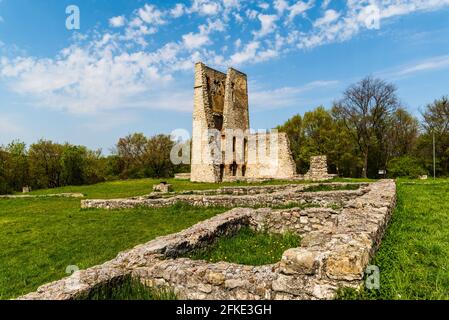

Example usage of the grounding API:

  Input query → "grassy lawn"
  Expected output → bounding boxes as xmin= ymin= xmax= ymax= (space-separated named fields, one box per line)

xmin=0 ymin=199 xmax=226 ymax=299
xmin=339 ymin=178 xmax=449 ymax=300
xmin=18 ymin=177 xmax=373 ymax=199
xmin=4 ymin=176 xmax=448 ymax=300
xmin=185 ymin=227 xmax=301 ymax=266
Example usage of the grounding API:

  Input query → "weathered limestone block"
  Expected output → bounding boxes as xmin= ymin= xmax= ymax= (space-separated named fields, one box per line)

xmin=153 ymin=183 xmax=173 ymax=193
xmin=280 ymin=248 xmax=321 ymax=275
xmin=325 ymin=245 xmax=370 ymax=281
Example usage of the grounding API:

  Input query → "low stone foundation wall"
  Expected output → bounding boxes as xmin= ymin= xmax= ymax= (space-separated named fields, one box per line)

xmin=251 ymin=207 xmax=339 ymax=235
xmin=20 ymin=180 xmax=396 ymax=300
xmin=81 ymin=183 xmax=368 ymax=210
xmin=0 ymin=193 xmax=84 ymax=199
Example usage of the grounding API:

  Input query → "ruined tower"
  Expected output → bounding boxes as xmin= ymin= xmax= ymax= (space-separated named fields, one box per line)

xmin=191 ymin=62 xmax=297 ymax=183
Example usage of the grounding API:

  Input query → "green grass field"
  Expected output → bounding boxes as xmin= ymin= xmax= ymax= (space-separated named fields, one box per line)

xmin=339 ymin=178 xmax=449 ymax=300
xmin=0 ymin=199 xmax=226 ymax=299
xmin=186 ymin=227 xmax=301 ymax=266
xmin=1 ymin=177 xmax=448 ymax=300
xmin=18 ymin=177 xmax=373 ymax=199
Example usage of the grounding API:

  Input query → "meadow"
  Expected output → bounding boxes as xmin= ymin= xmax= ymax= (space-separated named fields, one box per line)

xmin=339 ymin=178 xmax=449 ymax=300
xmin=1 ymin=177 xmax=448 ymax=300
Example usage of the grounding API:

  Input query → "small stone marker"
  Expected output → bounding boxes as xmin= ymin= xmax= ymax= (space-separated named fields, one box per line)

xmin=418 ymin=175 xmax=428 ymax=180
xmin=22 ymin=186 xmax=31 ymax=193
xmin=153 ymin=182 xmax=173 ymax=193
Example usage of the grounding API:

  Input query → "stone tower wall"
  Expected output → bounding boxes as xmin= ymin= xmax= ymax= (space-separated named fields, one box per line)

xmin=191 ymin=62 xmax=298 ymax=183
xmin=191 ymin=63 xmax=226 ymax=183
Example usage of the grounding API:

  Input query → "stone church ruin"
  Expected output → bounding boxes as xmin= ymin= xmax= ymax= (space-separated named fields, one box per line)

xmin=190 ymin=62 xmax=333 ymax=183
xmin=18 ymin=63 xmax=396 ymax=301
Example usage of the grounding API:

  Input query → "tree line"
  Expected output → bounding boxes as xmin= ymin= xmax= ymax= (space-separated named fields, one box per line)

xmin=278 ymin=77 xmax=449 ymax=179
xmin=0 ymin=134 xmax=188 ymax=194
xmin=0 ymin=76 xmax=448 ymax=194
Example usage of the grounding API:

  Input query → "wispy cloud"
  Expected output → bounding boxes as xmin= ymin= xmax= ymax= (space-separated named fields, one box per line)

xmin=378 ymin=54 xmax=449 ymax=80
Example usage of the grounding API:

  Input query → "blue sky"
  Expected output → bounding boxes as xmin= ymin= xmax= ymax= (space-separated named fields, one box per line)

xmin=1 ymin=0 xmax=449 ymax=152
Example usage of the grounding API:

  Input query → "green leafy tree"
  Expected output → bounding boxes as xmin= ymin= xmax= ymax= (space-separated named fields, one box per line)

xmin=4 ymin=140 xmax=29 ymax=190
xmin=387 ymin=156 xmax=427 ymax=178
xmin=116 ymin=133 xmax=148 ymax=178
xmin=418 ymin=96 xmax=449 ymax=176
xmin=0 ymin=148 xmax=13 ymax=194
xmin=61 ymin=144 xmax=86 ymax=185
xmin=333 ymin=77 xmax=400 ymax=178
xmin=144 ymin=135 xmax=175 ymax=178
xmin=28 ymin=140 xmax=64 ymax=188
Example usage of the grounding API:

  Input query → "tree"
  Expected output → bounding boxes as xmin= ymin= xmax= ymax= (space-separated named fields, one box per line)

xmin=419 ymin=96 xmax=449 ymax=175
xmin=0 ymin=148 xmax=13 ymax=194
xmin=144 ymin=135 xmax=175 ymax=178
xmin=387 ymin=156 xmax=426 ymax=178
xmin=28 ymin=140 xmax=64 ymax=188
xmin=300 ymin=106 xmax=337 ymax=173
xmin=333 ymin=77 xmax=400 ymax=178
xmin=116 ymin=133 xmax=148 ymax=178
xmin=61 ymin=145 xmax=86 ymax=185
xmin=387 ymin=108 xmax=419 ymax=159
xmin=4 ymin=140 xmax=29 ymax=190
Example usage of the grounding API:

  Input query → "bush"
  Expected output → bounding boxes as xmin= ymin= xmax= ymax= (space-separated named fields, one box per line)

xmin=387 ymin=156 xmax=427 ymax=178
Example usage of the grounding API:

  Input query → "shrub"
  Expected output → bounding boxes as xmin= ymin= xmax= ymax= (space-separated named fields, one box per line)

xmin=387 ymin=156 xmax=427 ymax=178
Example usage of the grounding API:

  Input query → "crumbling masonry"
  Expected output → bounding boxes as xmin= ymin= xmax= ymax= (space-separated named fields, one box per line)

xmin=190 ymin=62 xmax=298 ymax=183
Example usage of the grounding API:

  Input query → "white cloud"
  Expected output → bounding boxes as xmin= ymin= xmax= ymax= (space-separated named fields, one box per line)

xmin=379 ymin=54 xmax=449 ymax=79
xmin=181 ymin=19 xmax=225 ymax=50
xmin=274 ymin=0 xmax=289 ymax=15
xmin=109 ymin=16 xmax=126 ymax=28
xmin=229 ymin=41 xmax=260 ymax=65
xmin=314 ymin=9 xmax=340 ymax=27
xmin=235 ymin=38 xmax=242 ymax=49
xmin=2 ymin=0 xmax=449 ymax=116
xmin=254 ymin=14 xmax=278 ymax=37
xmin=170 ymin=3 xmax=185 ymax=18
xmin=381 ymin=0 xmax=449 ymax=19
xmin=246 ymin=9 xmax=259 ymax=19
xmin=190 ymin=0 xmax=221 ymax=16
xmin=0 ymin=41 xmax=174 ymax=114
xmin=138 ymin=4 xmax=166 ymax=25
xmin=287 ymin=0 xmax=315 ymax=22
xmin=321 ymin=0 xmax=331 ymax=9
xmin=182 ymin=32 xmax=210 ymax=50
xmin=258 ymin=2 xmax=270 ymax=10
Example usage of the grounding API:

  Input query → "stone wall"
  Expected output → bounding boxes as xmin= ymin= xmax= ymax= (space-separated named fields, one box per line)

xmin=81 ymin=183 xmax=368 ymax=210
xmin=250 ymin=207 xmax=339 ymax=235
xmin=190 ymin=62 xmax=298 ymax=183
xmin=20 ymin=180 xmax=396 ymax=301
xmin=303 ymin=156 xmax=336 ymax=181
xmin=0 ymin=193 xmax=84 ymax=199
